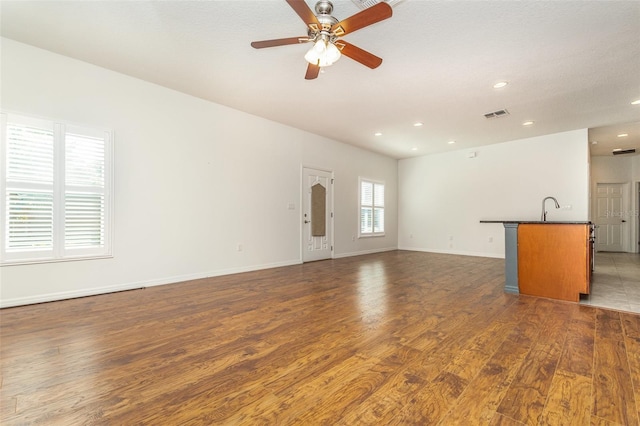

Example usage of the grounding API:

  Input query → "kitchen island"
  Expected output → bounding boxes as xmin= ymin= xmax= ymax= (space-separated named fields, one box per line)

xmin=481 ymin=220 xmax=593 ymax=302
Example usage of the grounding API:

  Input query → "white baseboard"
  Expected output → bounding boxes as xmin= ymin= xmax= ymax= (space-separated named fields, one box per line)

xmin=398 ymin=246 xmax=505 ymax=259
xmin=332 ymin=246 xmax=398 ymax=259
xmin=0 ymin=282 xmax=146 ymax=308
xmin=0 ymin=258 xmax=302 ymax=308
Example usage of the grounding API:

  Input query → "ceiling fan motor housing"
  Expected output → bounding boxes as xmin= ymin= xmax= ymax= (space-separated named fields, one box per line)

xmin=307 ymin=1 xmax=339 ymax=42
xmin=315 ymin=1 xmax=334 ymax=15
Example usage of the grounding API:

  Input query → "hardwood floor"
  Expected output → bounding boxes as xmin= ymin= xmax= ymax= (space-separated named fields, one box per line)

xmin=1 ymin=250 xmax=639 ymax=425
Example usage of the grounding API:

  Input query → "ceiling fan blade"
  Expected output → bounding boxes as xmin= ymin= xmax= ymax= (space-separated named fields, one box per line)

xmin=251 ymin=37 xmax=310 ymax=49
xmin=286 ymin=0 xmax=320 ymax=29
xmin=305 ymin=63 xmax=320 ymax=80
xmin=331 ymin=2 xmax=392 ymax=36
xmin=336 ymin=41 xmax=383 ymax=69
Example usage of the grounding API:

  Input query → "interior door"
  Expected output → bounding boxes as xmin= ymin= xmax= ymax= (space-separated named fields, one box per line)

xmin=302 ymin=167 xmax=333 ymax=262
xmin=594 ymin=183 xmax=625 ymax=252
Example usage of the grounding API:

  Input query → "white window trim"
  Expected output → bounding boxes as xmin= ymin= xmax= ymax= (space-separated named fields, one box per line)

xmin=0 ymin=112 xmax=114 ymax=266
xmin=358 ymin=177 xmax=385 ymax=238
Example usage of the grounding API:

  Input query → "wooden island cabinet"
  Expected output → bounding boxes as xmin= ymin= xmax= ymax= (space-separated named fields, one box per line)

xmin=480 ymin=220 xmax=593 ymax=303
xmin=517 ymin=223 xmax=592 ymax=302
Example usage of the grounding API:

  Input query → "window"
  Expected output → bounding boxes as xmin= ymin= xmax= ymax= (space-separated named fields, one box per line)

xmin=1 ymin=113 xmax=112 ymax=264
xmin=359 ymin=178 xmax=384 ymax=237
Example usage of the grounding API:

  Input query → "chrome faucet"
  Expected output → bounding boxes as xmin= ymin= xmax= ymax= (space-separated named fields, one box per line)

xmin=541 ymin=196 xmax=560 ymax=221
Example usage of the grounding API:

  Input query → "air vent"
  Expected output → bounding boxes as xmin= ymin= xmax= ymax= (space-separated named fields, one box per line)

xmin=484 ymin=109 xmax=510 ymax=119
xmin=351 ymin=0 xmax=404 ymax=10
xmin=612 ymin=148 xmax=636 ymax=155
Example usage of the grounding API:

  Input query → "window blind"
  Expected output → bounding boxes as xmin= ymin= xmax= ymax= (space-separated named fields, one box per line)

xmin=6 ymin=124 xmax=54 ymax=184
xmin=64 ymin=192 xmax=104 ymax=249
xmin=359 ymin=178 xmax=385 ymax=236
xmin=6 ymin=191 xmax=54 ymax=251
xmin=1 ymin=113 xmax=112 ymax=263
xmin=64 ymin=132 xmax=106 ymax=250
xmin=65 ymin=133 xmax=105 ymax=187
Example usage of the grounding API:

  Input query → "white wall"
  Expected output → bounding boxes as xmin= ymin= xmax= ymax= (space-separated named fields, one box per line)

xmin=591 ymin=156 xmax=634 ymax=183
xmin=0 ymin=38 xmax=397 ymax=307
xmin=633 ymin=155 xmax=640 ymax=181
xmin=398 ymin=130 xmax=590 ymax=258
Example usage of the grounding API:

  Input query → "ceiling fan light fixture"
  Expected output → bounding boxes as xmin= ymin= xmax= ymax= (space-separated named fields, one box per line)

xmin=304 ymin=37 xmax=341 ymax=67
xmin=304 ymin=40 xmax=325 ymax=64
xmin=325 ymin=41 xmax=341 ymax=63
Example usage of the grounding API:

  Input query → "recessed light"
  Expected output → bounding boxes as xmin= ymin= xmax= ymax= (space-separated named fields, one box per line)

xmin=617 ymin=133 xmax=628 ymax=138
xmin=374 ymin=132 xmax=382 ymax=136
xmin=411 ymin=147 xmax=418 ymax=151
xmin=413 ymin=122 xmax=424 ymax=127
xmin=493 ymin=81 xmax=508 ymax=89
xmin=591 ymin=141 xmax=598 ymax=145
xmin=522 ymin=121 xmax=534 ymax=126
xmin=447 ymin=140 xmax=456 ymax=145
xmin=632 ymin=99 xmax=640 ymax=105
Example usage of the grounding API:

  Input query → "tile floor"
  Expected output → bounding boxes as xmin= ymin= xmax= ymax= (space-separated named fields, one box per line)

xmin=580 ymin=251 xmax=640 ymax=314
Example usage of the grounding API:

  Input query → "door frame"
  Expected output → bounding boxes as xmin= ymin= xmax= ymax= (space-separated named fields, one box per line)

xmin=635 ymin=181 xmax=640 ymax=253
xmin=300 ymin=165 xmax=334 ymax=262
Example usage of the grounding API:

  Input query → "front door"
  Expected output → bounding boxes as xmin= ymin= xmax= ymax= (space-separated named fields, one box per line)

xmin=595 ymin=183 xmax=625 ymax=252
xmin=302 ymin=168 xmax=333 ymax=262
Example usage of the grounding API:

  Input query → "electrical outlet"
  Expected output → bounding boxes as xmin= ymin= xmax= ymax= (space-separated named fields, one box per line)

xmin=488 ymin=236 xmax=493 ymax=243
xmin=237 ymin=244 xmax=243 ymax=252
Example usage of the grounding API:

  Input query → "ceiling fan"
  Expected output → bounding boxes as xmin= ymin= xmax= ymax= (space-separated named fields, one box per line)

xmin=251 ymin=0 xmax=393 ymax=80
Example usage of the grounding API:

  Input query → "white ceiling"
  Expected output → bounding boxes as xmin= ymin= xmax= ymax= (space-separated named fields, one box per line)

xmin=1 ymin=0 xmax=639 ymax=159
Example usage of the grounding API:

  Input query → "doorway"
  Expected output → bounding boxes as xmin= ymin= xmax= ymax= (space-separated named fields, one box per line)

xmin=594 ymin=183 xmax=626 ymax=252
xmin=301 ymin=167 xmax=333 ymax=262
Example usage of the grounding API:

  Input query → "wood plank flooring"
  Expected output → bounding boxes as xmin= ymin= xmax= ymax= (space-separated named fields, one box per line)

xmin=1 ymin=250 xmax=639 ymax=425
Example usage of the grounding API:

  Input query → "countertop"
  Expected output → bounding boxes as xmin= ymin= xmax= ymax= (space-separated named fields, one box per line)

xmin=480 ymin=220 xmax=592 ymax=224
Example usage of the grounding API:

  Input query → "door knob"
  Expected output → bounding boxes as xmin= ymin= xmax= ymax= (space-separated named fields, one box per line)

xmin=304 ymin=220 xmax=310 ymax=224
xmin=622 ymin=220 xmax=626 ymax=223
